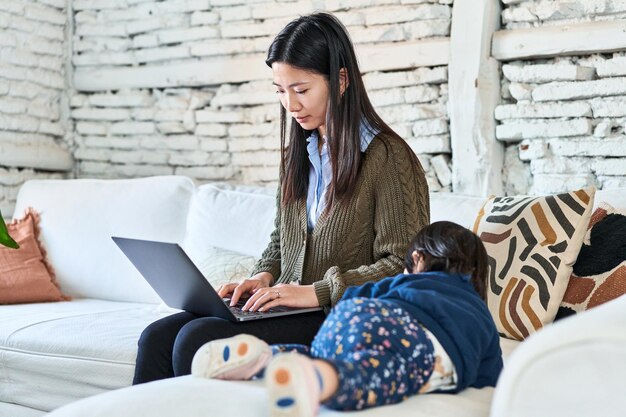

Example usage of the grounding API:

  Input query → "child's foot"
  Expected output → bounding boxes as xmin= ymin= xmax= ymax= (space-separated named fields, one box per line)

xmin=265 ymin=353 xmax=321 ymax=417
xmin=191 ymin=334 xmax=272 ymax=380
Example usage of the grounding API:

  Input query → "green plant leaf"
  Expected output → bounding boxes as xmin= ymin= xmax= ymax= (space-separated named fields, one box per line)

xmin=0 ymin=210 xmax=20 ymax=249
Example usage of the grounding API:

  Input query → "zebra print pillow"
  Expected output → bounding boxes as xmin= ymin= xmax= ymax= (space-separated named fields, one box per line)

xmin=473 ymin=187 xmax=595 ymax=340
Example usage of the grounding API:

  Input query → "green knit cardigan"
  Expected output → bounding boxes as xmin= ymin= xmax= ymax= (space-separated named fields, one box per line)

xmin=250 ymin=133 xmax=430 ymax=307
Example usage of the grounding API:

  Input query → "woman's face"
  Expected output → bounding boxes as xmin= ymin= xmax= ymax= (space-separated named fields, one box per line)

xmin=272 ymin=62 xmax=330 ymax=137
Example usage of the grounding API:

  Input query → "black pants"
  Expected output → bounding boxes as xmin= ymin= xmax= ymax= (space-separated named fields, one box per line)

xmin=132 ymin=311 xmax=326 ymax=384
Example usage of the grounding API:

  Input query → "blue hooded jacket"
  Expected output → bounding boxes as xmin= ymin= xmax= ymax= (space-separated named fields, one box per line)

xmin=340 ymin=271 xmax=503 ymax=392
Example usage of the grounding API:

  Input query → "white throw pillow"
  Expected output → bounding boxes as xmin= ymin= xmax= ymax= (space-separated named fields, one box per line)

xmin=186 ymin=245 xmax=258 ymax=289
xmin=13 ymin=176 xmax=195 ymax=304
xmin=183 ymin=184 xmax=276 ymax=258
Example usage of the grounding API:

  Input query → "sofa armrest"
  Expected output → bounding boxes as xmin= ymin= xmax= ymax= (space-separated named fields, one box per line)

xmin=490 ymin=295 xmax=626 ymax=417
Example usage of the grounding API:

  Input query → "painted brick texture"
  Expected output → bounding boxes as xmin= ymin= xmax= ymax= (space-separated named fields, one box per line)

xmin=66 ymin=0 xmax=455 ymax=194
xmin=497 ymin=51 xmax=626 ymax=195
xmin=0 ymin=0 xmax=72 ymax=216
xmin=4 ymin=0 xmax=626 ymax=219
xmin=501 ymin=0 xmax=626 ymax=30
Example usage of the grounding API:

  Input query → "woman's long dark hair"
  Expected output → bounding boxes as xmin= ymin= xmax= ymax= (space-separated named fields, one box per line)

xmin=404 ymin=221 xmax=489 ymax=300
xmin=266 ymin=12 xmax=407 ymax=207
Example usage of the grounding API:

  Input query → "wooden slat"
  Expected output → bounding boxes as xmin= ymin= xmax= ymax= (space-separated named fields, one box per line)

xmin=448 ymin=0 xmax=503 ymax=196
xmin=0 ymin=141 xmax=73 ymax=171
xmin=73 ymin=54 xmax=269 ymax=92
xmin=358 ymin=38 xmax=450 ymax=73
xmin=73 ymin=39 xmax=450 ymax=92
xmin=493 ymin=19 xmax=626 ymax=61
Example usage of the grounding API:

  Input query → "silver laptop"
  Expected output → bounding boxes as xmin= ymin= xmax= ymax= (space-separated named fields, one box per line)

xmin=112 ymin=237 xmax=322 ymax=322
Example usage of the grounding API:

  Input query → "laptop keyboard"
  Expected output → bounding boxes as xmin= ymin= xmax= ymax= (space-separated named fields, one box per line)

xmin=225 ymin=300 xmax=291 ymax=318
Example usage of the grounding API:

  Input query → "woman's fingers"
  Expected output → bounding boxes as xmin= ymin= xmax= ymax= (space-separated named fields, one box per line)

xmin=230 ymin=280 xmax=257 ymax=306
xmin=242 ymin=287 xmax=274 ymax=311
xmin=257 ymin=297 xmax=281 ymax=312
xmin=245 ymin=290 xmax=275 ymax=311
xmin=217 ymin=283 xmax=238 ymax=298
xmin=238 ymin=284 xmax=317 ymax=311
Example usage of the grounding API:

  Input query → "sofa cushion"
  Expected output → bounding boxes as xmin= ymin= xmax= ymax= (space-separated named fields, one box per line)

xmin=594 ymin=187 xmax=626 ymax=210
xmin=47 ymin=336 xmax=520 ymax=417
xmin=47 ymin=376 xmax=495 ymax=417
xmin=473 ymin=188 xmax=595 ymax=340
xmin=183 ymin=245 xmax=258 ymax=288
xmin=0 ymin=208 xmax=68 ymax=304
xmin=0 ymin=299 xmax=172 ymax=412
xmin=557 ymin=203 xmax=626 ymax=319
xmin=184 ymin=183 xmax=276 ymax=259
xmin=0 ymin=402 xmax=45 ymax=417
xmin=12 ymin=176 xmax=195 ymax=303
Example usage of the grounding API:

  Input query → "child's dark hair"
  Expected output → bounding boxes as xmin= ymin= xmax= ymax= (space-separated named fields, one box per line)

xmin=404 ymin=221 xmax=489 ymax=300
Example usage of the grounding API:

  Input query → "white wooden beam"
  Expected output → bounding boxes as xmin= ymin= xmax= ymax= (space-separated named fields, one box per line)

xmin=73 ymin=54 xmax=269 ymax=92
xmin=448 ymin=0 xmax=503 ymax=196
xmin=493 ymin=19 xmax=626 ymax=61
xmin=358 ymin=38 xmax=450 ymax=73
xmin=73 ymin=39 xmax=450 ymax=92
xmin=0 ymin=141 xmax=74 ymax=171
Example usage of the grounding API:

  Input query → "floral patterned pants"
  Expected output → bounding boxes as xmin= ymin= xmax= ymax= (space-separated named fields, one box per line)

xmin=273 ymin=297 xmax=435 ymax=411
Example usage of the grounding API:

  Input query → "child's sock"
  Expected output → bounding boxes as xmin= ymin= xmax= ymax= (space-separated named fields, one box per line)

xmin=265 ymin=353 xmax=322 ymax=417
xmin=191 ymin=334 xmax=272 ymax=380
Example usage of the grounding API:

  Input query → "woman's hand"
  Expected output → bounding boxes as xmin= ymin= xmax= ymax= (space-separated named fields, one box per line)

xmin=242 ymin=283 xmax=319 ymax=312
xmin=217 ymin=272 xmax=273 ymax=306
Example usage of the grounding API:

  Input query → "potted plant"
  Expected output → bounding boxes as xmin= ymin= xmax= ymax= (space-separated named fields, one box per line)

xmin=0 ymin=210 xmax=19 ymax=249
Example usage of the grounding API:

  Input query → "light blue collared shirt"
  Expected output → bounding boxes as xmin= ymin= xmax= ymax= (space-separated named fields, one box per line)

xmin=305 ymin=120 xmax=379 ymax=231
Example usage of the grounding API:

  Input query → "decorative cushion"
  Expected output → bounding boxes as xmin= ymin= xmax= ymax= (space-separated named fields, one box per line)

xmin=556 ymin=203 xmax=626 ymax=320
xmin=13 ymin=176 xmax=194 ymax=304
xmin=473 ymin=188 xmax=595 ymax=340
xmin=0 ymin=208 xmax=68 ymax=304
xmin=185 ymin=245 xmax=258 ymax=289
xmin=183 ymin=183 xmax=276 ymax=259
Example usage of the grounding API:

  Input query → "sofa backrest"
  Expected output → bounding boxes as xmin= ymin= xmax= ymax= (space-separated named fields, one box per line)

xmin=594 ymin=188 xmax=626 ymax=210
xmin=182 ymin=186 xmax=487 ymax=263
xmin=13 ymin=176 xmax=194 ymax=303
xmin=429 ymin=192 xmax=486 ymax=228
xmin=13 ymin=174 xmax=624 ymax=305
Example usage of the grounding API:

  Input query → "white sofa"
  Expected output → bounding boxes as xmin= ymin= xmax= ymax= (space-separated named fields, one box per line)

xmin=0 ymin=176 xmax=624 ymax=417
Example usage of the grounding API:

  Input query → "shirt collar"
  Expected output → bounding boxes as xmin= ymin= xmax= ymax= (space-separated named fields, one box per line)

xmin=306 ymin=119 xmax=379 ymax=153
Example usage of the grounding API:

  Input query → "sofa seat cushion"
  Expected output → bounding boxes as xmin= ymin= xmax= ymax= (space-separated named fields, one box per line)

xmin=48 ymin=375 xmax=495 ymax=417
xmin=48 ymin=337 xmax=520 ymax=417
xmin=0 ymin=299 xmax=173 ymax=412
xmin=0 ymin=402 xmax=45 ymax=417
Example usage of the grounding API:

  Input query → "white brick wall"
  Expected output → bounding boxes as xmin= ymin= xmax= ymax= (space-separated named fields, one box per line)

xmin=501 ymin=0 xmax=626 ymax=30
xmin=6 ymin=0 xmax=624 ymax=212
xmin=0 ymin=0 xmax=72 ymax=217
xmin=497 ymin=51 xmax=626 ymax=195
xmin=64 ymin=1 xmax=454 ymax=192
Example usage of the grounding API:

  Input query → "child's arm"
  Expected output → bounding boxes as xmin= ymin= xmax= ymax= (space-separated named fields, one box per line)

xmin=472 ymin=333 xmax=504 ymax=388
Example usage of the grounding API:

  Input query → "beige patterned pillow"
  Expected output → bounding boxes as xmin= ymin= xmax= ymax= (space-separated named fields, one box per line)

xmin=187 ymin=245 xmax=258 ymax=289
xmin=473 ymin=188 xmax=595 ymax=340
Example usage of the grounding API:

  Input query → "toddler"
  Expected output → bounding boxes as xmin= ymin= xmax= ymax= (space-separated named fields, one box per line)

xmin=191 ymin=221 xmax=503 ymax=416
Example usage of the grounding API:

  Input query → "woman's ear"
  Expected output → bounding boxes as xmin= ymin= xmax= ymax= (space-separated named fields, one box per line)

xmin=339 ymin=67 xmax=349 ymax=96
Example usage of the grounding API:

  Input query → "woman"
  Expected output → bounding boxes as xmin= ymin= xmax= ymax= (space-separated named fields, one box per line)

xmin=133 ymin=12 xmax=429 ymax=384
